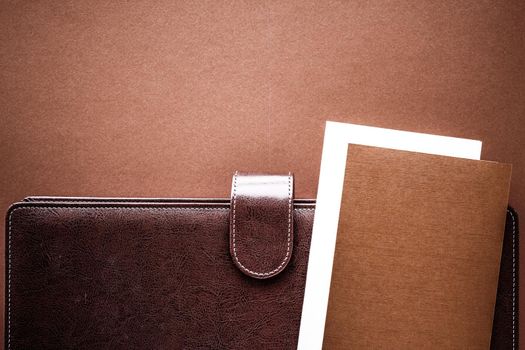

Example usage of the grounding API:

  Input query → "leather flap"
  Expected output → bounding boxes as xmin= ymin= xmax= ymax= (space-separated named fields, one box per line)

xmin=230 ymin=171 xmax=294 ymax=279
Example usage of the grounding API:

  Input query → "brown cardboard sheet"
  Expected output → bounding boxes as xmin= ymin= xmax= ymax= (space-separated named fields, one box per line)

xmin=1 ymin=2 xmax=524 ymax=346
xmin=323 ymin=145 xmax=511 ymax=349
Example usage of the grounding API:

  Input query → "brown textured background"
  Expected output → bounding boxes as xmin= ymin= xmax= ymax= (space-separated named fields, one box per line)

xmin=0 ymin=0 xmax=524 ymax=346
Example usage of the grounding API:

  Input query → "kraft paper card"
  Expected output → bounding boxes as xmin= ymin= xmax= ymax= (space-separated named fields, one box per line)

xmin=323 ymin=145 xmax=511 ymax=349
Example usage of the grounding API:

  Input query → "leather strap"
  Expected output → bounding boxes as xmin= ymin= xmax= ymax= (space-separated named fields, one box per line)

xmin=229 ymin=171 xmax=294 ymax=279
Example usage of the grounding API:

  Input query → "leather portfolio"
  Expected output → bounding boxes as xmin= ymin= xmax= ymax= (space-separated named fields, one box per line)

xmin=4 ymin=172 xmax=520 ymax=349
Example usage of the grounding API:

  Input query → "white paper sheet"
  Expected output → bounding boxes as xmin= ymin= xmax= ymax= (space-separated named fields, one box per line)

xmin=297 ymin=121 xmax=482 ymax=350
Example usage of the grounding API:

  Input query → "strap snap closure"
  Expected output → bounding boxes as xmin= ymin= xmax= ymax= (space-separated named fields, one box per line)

xmin=230 ymin=171 xmax=294 ymax=279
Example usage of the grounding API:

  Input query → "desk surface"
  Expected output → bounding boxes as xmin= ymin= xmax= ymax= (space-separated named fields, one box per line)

xmin=1 ymin=1 xmax=524 ymax=347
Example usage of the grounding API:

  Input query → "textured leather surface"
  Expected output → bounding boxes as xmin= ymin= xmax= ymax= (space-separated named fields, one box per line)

xmin=4 ymin=199 xmax=519 ymax=349
xmin=230 ymin=172 xmax=294 ymax=279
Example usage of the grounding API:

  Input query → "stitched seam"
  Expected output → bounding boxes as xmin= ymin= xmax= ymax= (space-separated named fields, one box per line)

xmin=8 ymin=208 xmax=13 ymax=350
xmin=231 ymin=172 xmax=292 ymax=277
xmin=510 ymin=209 xmax=516 ymax=350
xmin=24 ymin=199 xmax=232 ymax=203
xmin=8 ymin=206 xmax=309 ymax=211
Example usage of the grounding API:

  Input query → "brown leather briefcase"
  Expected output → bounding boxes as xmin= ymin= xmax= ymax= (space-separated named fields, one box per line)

xmin=5 ymin=173 xmax=519 ymax=349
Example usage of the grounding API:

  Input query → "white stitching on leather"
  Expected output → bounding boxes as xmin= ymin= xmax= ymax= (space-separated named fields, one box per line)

xmin=510 ymin=209 xmax=516 ymax=350
xmin=8 ymin=208 xmax=13 ymax=349
xmin=231 ymin=171 xmax=292 ymax=277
